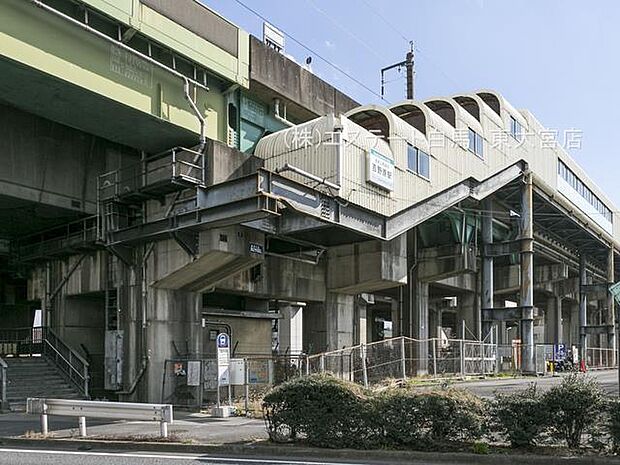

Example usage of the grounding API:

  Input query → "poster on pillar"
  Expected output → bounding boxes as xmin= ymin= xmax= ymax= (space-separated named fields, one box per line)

xmin=217 ymin=333 xmax=230 ymax=386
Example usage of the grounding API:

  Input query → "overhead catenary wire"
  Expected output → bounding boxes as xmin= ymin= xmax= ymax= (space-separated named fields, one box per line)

xmin=232 ymin=0 xmax=389 ymax=102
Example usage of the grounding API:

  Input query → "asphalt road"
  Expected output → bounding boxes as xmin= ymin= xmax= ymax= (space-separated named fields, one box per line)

xmin=450 ymin=369 xmax=619 ymax=398
xmin=0 ymin=447 xmax=462 ymax=465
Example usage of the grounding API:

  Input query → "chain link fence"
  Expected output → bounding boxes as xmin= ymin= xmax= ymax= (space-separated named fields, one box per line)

xmin=160 ymin=339 xmax=618 ymax=411
xmin=307 ymin=337 xmax=498 ymax=386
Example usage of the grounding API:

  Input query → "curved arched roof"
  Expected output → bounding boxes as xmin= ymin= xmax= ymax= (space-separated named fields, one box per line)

xmin=345 ymin=105 xmax=397 ymax=141
xmin=475 ymin=89 xmax=528 ymax=128
xmin=453 ymin=93 xmax=503 ymax=127
xmin=345 ymin=104 xmax=417 ymax=144
xmin=388 ymin=101 xmax=430 ymax=135
xmin=424 ymin=98 xmax=457 ymax=127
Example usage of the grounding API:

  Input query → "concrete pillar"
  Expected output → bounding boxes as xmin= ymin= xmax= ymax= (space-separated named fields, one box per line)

xmin=569 ymin=301 xmax=580 ymax=347
xmin=325 ymin=293 xmax=355 ymax=351
xmin=429 ymin=306 xmax=442 ymax=340
xmin=354 ymin=296 xmax=368 ymax=345
xmin=607 ymin=248 xmax=616 ymax=366
xmin=579 ymin=254 xmax=588 ymax=363
xmin=279 ymin=304 xmax=304 ymax=355
xmin=146 ymin=288 xmax=201 ymax=403
xmin=460 ymin=291 xmax=480 ymax=340
xmin=481 ymin=198 xmax=494 ymax=340
xmin=412 ymin=279 xmax=429 ymax=375
xmin=520 ymin=172 xmax=535 ymax=374
xmin=544 ymin=295 xmax=562 ymax=345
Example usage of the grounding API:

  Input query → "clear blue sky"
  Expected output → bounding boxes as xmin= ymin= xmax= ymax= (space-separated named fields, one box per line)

xmin=205 ymin=0 xmax=620 ymax=206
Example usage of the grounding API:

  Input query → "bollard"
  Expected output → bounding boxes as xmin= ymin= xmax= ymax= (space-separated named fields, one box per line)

xmin=78 ymin=416 xmax=87 ymax=437
xmin=160 ymin=421 xmax=168 ymax=438
xmin=41 ymin=413 xmax=48 ymax=436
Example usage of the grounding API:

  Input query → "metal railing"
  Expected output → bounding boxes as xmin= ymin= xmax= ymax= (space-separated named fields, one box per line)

xmin=27 ymin=398 xmax=173 ymax=438
xmin=586 ymin=347 xmax=617 ymax=370
xmin=15 ymin=215 xmax=100 ymax=260
xmin=98 ymin=146 xmax=205 ymax=203
xmin=0 ymin=327 xmax=89 ymax=398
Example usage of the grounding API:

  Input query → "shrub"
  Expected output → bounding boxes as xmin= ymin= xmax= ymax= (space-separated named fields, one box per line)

xmin=606 ymin=399 xmax=620 ymax=451
xmin=262 ymin=376 xmax=487 ymax=450
xmin=491 ymin=384 xmax=548 ymax=447
xmin=414 ymin=388 xmax=487 ymax=443
xmin=373 ymin=389 xmax=424 ymax=447
xmin=543 ymin=373 xmax=604 ymax=449
xmin=262 ymin=373 xmax=372 ymax=448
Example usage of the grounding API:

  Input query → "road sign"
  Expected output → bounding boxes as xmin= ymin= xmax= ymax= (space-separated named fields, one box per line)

xmin=216 ymin=333 xmax=230 ymax=386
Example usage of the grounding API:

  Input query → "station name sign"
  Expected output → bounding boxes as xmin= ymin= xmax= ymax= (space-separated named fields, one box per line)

xmin=366 ymin=149 xmax=395 ymax=192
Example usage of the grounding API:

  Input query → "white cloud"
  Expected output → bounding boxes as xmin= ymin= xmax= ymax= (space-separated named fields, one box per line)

xmin=324 ymin=40 xmax=335 ymax=48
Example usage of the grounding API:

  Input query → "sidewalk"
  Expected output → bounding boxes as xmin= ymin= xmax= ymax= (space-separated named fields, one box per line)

xmin=0 ymin=410 xmax=268 ymax=443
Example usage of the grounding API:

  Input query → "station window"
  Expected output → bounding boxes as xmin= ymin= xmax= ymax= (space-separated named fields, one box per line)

xmin=407 ymin=144 xmax=418 ymax=173
xmin=509 ymin=116 xmax=523 ymax=141
xmin=406 ymin=144 xmax=430 ymax=180
xmin=557 ymin=160 xmax=612 ymax=223
xmin=468 ymin=128 xmax=484 ymax=158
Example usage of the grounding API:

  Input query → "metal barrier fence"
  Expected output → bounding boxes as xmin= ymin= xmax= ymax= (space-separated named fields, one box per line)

xmin=586 ymin=347 xmax=616 ymax=369
xmin=161 ymin=356 xmax=306 ymax=411
xmin=160 ymin=340 xmax=619 ymax=411
xmin=306 ymin=337 xmax=497 ymax=386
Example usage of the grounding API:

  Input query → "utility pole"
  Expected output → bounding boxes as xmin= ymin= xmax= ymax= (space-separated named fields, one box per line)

xmin=381 ymin=41 xmax=415 ymax=100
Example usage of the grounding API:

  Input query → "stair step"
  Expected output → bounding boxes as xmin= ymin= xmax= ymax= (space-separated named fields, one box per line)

xmin=4 ymin=355 xmax=85 ymax=411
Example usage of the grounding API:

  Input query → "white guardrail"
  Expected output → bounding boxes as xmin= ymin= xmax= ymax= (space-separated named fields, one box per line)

xmin=26 ymin=398 xmax=173 ymax=438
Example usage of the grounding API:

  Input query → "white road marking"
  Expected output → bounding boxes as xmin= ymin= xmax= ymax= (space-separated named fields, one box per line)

xmin=0 ymin=448 xmax=367 ymax=465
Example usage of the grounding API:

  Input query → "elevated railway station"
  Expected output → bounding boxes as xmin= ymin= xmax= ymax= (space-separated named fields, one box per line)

xmin=0 ymin=0 xmax=617 ymax=405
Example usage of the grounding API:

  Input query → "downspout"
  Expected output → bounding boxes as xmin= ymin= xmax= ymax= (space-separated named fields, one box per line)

xmin=183 ymin=78 xmax=207 ymax=152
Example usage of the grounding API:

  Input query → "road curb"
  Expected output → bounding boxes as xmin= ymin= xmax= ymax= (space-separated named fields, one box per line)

xmin=0 ymin=436 xmax=619 ymax=464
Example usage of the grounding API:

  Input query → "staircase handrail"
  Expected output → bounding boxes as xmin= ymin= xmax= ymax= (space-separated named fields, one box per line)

xmin=44 ymin=327 xmax=89 ymax=398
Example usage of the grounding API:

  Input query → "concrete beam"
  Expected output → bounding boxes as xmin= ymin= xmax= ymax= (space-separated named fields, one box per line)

xmin=494 ymin=263 xmax=569 ymax=295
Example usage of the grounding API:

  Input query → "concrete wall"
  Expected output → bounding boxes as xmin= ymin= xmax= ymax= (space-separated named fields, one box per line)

xmin=249 ymin=36 xmax=358 ymax=122
xmin=0 ymin=103 xmax=138 ymax=215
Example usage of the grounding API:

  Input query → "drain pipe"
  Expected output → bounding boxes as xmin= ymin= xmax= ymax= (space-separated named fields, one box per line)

xmin=274 ymin=98 xmax=294 ymax=127
xmin=184 ymin=78 xmax=207 ymax=152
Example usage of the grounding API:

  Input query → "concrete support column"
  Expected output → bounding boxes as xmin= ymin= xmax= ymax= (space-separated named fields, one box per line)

xmin=354 ymin=296 xmax=368 ymax=345
xmin=607 ymin=248 xmax=616 ymax=366
xmin=412 ymin=279 xmax=429 ymax=375
xmin=461 ymin=291 xmax=480 ymax=340
xmin=579 ymin=254 xmax=588 ymax=363
xmin=481 ymin=198 xmax=494 ymax=340
xmin=544 ymin=295 xmax=563 ymax=345
xmin=146 ymin=288 xmax=201 ymax=403
xmin=520 ymin=172 xmax=535 ymax=374
xmin=569 ymin=301 xmax=580 ymax=347
xmin=325 ymin=293 xmax=355 ymax=351
xmin=429 ymin=307 xmax=442 ymax=340
xmin=279 ymin=304 xmax=304 ymax=355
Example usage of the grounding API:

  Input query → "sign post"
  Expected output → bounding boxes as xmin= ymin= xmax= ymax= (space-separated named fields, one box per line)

xmin=216 ymin=333 xmax=230 ymax=410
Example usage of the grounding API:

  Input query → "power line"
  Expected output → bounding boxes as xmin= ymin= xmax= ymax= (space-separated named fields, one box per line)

xmin=358 ymin=0 xmax=462 ymax=91
xmin=232 ymin=0 xmax=388 ymax=102
xmin=304 ymin=0 xmax=384 ymax=62
xmin=359 ymin=0 xmax=410 ymax=44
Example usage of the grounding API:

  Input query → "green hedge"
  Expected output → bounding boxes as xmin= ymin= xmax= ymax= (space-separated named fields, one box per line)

xmin=263 ymin=373 xmax=613 ymax=451
xmin=263 ymin=374 xmax=485 ymax=449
